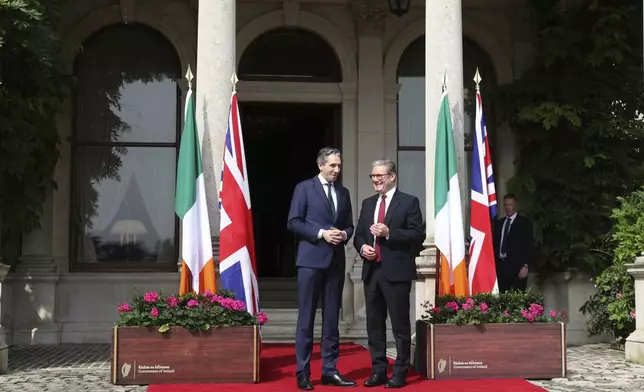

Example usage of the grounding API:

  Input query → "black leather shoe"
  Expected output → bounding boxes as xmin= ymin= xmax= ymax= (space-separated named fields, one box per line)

xmin=297 ymin=373 xmax=314 ymax=390
xmin=321 ymin=373 xmax=358 ymax=387
xmin=384 ymin=375 xmax=406 ymax=388
xmin=364 ymin=373 xmax=388 ymax=387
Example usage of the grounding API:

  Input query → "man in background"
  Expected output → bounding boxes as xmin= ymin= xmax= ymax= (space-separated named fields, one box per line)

xmin=493 ymin=194 xmax=534 ymax=292
xmin=287 ymin=147 xmax=356 ymax=390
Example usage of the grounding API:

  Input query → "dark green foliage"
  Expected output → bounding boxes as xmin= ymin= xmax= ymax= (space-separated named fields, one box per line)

xmin=0 ymin=0 xmax=69 ymax=254
xmin=116 ymin=289 xmax=268 ymax=334
xmin=580 ymin=189 xmax=641 ymax=346
xmin=423 ymin=289 xmax=564 ymax=325
xmin=492 ymin=0 xmax=644 ymax=275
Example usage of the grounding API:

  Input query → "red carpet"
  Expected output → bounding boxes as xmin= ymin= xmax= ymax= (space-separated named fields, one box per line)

xmin=147 ymin=344 xmax=546 ymax=392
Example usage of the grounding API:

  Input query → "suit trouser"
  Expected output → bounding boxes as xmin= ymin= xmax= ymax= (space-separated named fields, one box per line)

xmin=363 ymin=262 xmax=412 ymax=378
xmin=295 ymin=255 xmax=345 ymax=376
xmin=497 ymin=262 xmax=528 ymax=292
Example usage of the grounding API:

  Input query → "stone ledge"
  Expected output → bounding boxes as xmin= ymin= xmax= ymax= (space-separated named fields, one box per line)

xmin=0 ymin=344 xmax=7 ymax=375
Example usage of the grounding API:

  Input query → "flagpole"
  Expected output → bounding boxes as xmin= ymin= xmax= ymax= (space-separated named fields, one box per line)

xmin=435 ymin=70 xmax=449 ymax=301
xmin=178 ymin=65 xmax=195 ymax=275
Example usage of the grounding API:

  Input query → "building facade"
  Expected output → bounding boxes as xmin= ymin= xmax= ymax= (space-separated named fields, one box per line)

xmin=0 ymin=0 xmax=536 ymax=345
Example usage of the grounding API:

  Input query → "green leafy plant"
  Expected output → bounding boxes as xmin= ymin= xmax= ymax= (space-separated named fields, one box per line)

xmin=492 ymin=0 xmax=644 ymax=276
xmin=580 ymin=189 xmax=642 ymax=347
xmin=0 ymin=0 xmax=69 ymax=257
xmin=422 ymin=289 xmax=564 ymax=325
xmin=116 ymin=289 xmax=268 ymax=333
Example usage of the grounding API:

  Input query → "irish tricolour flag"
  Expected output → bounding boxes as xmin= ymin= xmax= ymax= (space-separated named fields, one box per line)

xmin=175 ymin=87 xmax=216 ymax=294
xmin=435 ymin=90 xmax=469 ymax=297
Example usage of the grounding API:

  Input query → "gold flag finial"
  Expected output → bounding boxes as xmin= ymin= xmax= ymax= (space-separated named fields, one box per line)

xmin=474 ymin=67 xmax=482 ymax=92
xmin=231 ymin=71 xmax=239 ymax=92
xmin=185 ymin=65 xmax=194 ymax=90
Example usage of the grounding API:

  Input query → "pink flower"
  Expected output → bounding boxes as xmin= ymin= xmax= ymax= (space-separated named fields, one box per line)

xmin=186 ymin=299 xmax=199 ymax=307
xmin=220 ymin=298 xmax=246 ymax=311
xmin=550 ymin=310 xmax=557 ymax=318
xmin=210 ymin=295 xmax=224 ymax=304
xmin=465 ymin=297 xmax=475 ymax=304
xmin=631 ymin=312 xmax=636 ymax=319
xmin=462 ymin=302 xmax=473 ymax=311
xmin=432 ymin=307 xmax=440 ymax=313
xmin=150 ymin=307 xmax=159 ymax=317
xmin=616 ymin=292 xmax=622 ymax=298
xmin=479 ymin=303 xmax=489 ymax=313
xmin=521 ymin=309 xmax=535 ymax=322
xmin=143 ymin=292 xmax=159 ymax=303
xmin=529 ymin=303 xmax=544 ymax=316
xmin=445 ymin=302 xmax=459 ymax=312
xmin=117 ymin=303 xmax=131 ymax=313
xmin=258 ymin=312 xmax=268 ymax=325
xmin=166 ymin=296 xmax=179 ymax=308
xmin=203 ymin=291 xmax=214 ymax=297
xmin=503 ymin=310 xmax=509 ymax=316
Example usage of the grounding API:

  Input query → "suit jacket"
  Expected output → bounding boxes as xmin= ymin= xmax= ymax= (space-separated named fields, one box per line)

xmin=287 ymin=177 xmax=354 ymax=269
xmin=492 ymin=214 xmax=535 ymax=275
xmin=353 ymin=190 xmax=424 ymax=282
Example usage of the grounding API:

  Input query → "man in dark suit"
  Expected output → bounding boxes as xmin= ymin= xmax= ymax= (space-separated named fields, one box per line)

xmin=354 ymin=159 xmax=424 ymax=389
xmin=492 ymin=194 xmax=535 ymax=292
xmin=287 ymin=147 xmax=356 ymax=390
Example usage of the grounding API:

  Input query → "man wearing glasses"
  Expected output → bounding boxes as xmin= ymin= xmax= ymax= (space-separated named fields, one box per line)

xmin=353 ymin=159 xmax=424 ymax=389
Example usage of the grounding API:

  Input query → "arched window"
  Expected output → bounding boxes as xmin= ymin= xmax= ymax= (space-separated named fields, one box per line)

xmin=396 ymin=35 xmax=497 ymax=221
xmin=71 ymin=24 xmax=182 ymax=271
xmin=238 ymin=28 xmax=342 ymax=82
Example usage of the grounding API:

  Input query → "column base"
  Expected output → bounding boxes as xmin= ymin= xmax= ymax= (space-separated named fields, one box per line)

xmin=12 ymin=322 xmax=61 ymax=345
xmin=625 ymin=329 xmax=644 ymax=365
xmin=0 ymin=344 xmax=7 ymax=375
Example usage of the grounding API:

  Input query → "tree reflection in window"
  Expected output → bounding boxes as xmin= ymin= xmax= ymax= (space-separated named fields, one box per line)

xmin=71 ymin=24 xmax=181 ymax=269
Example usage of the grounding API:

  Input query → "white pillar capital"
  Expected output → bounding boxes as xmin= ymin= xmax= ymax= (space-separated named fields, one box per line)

xmin=625 ymin=255 xmax=644 ymax=364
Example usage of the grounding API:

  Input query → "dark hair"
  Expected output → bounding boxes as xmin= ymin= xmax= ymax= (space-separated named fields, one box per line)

xmin=503 ymin=194 xmax=517 ymax=201
xmin=316 ymin=147 xmax=341 ymax=165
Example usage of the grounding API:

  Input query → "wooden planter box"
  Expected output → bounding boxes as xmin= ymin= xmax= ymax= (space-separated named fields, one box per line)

xmin=111 ymin=325 xmax=260 ymax=385
xmin=414 ymin=320 xmax=566 ymax=380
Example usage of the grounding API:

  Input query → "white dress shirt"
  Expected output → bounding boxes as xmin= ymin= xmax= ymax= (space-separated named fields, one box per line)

xmin=316 ymin=174 xmax=347 ymax=240
xmin=360 ymin=187 xmax=396 ymax=256
xmin=499 ymin=212 xmax=517 ymax=258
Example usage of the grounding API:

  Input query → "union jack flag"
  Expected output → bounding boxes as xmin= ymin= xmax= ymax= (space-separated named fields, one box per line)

xmin=468 ymin=89 xmax=498 ymax=294
xmin=219 ymin=91 xmax=260 ymax=315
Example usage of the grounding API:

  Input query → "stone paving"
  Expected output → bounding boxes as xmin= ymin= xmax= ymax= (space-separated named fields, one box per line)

xmin=531 ymin=344 xmax=644 ymax=392
xmin=0 ymin=343 xmax=643 ymax=391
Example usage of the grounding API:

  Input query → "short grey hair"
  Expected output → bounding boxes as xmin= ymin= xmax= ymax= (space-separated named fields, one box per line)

xmin=317 ymin=147 xmax=341 ymax=165
xmin=372 ymin=158 xmax=397 ymax=175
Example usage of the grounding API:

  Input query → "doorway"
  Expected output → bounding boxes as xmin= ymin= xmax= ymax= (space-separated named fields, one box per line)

xmin=240 ymin=103 xmax=341 ymax=278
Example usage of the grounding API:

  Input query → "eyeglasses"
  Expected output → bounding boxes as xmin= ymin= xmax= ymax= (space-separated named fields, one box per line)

xmin=368 ymin=174 xmax=390 ymax=180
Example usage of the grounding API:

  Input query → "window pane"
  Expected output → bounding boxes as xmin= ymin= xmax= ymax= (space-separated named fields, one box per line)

xmin=398 ymin=150 xmax=426 ymax=220
xmin=238 ymin=28 xmax=342 ymax=82
xmin=73 ymin=146 xmax=177 ymax=263
xmin=74 ymin=24 xmax=181 ymax=143
xmin=397 ymin=76 xmax=425 ymax=147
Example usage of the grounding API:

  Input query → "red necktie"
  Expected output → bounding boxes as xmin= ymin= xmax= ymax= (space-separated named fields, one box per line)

xmin=375 ymin=195 xmax=387 ymax=263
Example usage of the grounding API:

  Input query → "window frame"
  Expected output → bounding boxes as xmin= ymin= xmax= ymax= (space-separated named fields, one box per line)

xmin=68 ymin=28 xmax=183 ymax=273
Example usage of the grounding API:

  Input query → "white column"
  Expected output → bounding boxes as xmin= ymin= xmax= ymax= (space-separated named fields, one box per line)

xmin=353 ymin=1 xmax=387 ymax=204
xmin=340 ymin=83 xmax=358 ymax=324
xmin=415 ymin=0 xmax=464 ymax=322
xmin=626 ymin=255 xmax=644 ymax=364
xmin=195 ymin=0 xmax=236 ymax=234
